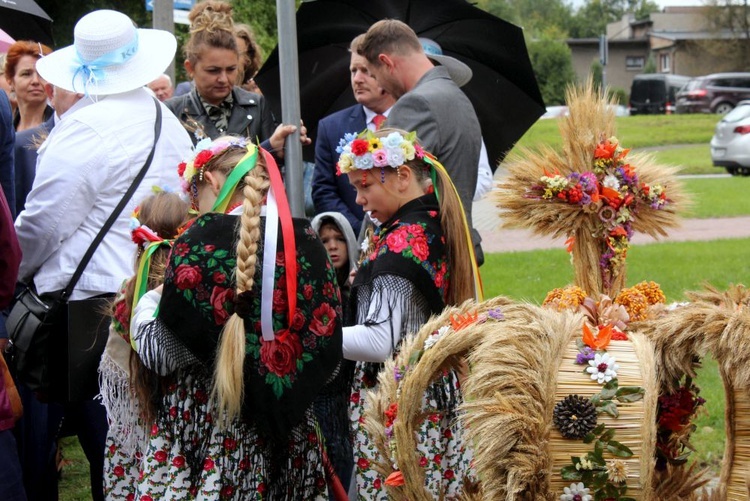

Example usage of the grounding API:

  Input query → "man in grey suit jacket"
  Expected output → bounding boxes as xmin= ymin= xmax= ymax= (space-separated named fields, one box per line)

xmin=358 ymin=20 xmax=484 ymax=264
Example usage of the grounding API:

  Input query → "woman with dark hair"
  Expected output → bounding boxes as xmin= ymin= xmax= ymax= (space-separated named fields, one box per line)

xmin=165 ymin=1 xmax=307 ymax=155
xmin=4 ymin=41 xmax=53 ymax=132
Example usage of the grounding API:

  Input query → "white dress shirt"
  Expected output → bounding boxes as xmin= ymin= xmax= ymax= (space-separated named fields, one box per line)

xmin=15 ymin=88 xmax=193 ymax=299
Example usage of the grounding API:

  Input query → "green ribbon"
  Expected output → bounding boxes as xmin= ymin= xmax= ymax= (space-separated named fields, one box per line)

xmin=130 ymin=240 xmax=172 ymax=349
xmin=211 ymin=146 xmax=259 ymax=213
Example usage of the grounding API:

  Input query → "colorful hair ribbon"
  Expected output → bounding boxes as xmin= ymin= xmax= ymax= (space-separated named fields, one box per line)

xmin=129 ymin=239 xmax=173 ymax=349
xmin=211 ymin=144 xmax=259 ymax=214
xmin=423 ymin=155 xmax=484 ymax=301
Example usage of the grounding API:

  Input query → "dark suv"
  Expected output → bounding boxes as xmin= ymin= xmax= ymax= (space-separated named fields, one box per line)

xmin=676 ymin=73 xmax=750 ymax=114
xmin=629 ymin=74 xmax=690 ymax=115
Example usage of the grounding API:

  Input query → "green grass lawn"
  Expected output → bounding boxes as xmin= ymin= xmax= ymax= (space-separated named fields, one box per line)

xmin=514 ymin=114 xmax=718 ymax=153
xmin=682 ymin=177 xmax=750 ymax=218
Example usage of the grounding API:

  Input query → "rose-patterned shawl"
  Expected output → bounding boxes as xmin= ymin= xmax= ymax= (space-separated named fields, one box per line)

xmin=353 ymin=193 xmax=449 ymax=315
xmin=157 ymin=212 xmax=343 ymax=439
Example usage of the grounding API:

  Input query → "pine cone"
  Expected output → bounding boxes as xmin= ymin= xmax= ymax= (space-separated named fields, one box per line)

xmin=553 ymin=394 xmax=598 ymax=439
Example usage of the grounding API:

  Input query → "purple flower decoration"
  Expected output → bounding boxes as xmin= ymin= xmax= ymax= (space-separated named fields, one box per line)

xmin=576 ymin=346 xmax=596 ymax=365
xmin=488 ymin=308 xmax=505 ymax=321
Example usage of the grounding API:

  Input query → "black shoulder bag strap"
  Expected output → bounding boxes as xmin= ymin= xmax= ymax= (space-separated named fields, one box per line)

xmin=60 ymin=97 xmax=163 ymax=300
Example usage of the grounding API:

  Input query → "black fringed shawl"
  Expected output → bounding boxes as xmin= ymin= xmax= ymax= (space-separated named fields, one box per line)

xmin=350 ymin=194 xmax=450 ymax=387
xmin=157 ymin=213 xmax=342 ymax=439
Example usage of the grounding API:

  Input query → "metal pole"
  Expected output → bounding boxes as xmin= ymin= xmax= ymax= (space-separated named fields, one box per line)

xmin=153 ymin=0 xmax=176 ymax=83
xmin=276 ymin=0 xmax=304 ymax=218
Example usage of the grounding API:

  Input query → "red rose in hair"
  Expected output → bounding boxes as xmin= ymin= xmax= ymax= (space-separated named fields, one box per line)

xmin=193 ymin=150 xmax=213 ymax=169
xmin=259 ymin=330 xmax=302 ymax=377
xmin=174 ymin=264 xmax=202 ymax=290
xmin=210 ymin=286 xmax=234 ymax=325
xmin=177 ymin=162 xmax=187 ymax=177
xmin=350 ymin=139 xmax=370 ymax=156
xmin=310 ymin=303 xmax=337 ymax=337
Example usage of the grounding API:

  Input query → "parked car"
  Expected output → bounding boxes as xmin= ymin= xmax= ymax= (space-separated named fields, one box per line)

xmin=676 ymin=73 xmax=750 ymax=114
xmin=710 ymin=100 xmax=750 ymax=175
xmin=629 ymin=74 xmax=691 ymax=115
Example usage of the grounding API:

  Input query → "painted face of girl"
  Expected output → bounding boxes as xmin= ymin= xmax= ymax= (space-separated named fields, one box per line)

xmin=347 ymin=169 xmax=401 ymax=223
xmin=319 ymin=224 xmax=349 ymax=270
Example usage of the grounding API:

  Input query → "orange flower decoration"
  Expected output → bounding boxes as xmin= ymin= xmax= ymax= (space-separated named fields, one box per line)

xmin=594 ymin=139 xmax=617 ymax=159
xmin=582 ymin=323 xmax=613 ymax=350
xmin=385 ymin=470 xmax=405 ymax=486
xmin=450 ymin=311 xmax=478 ymax=331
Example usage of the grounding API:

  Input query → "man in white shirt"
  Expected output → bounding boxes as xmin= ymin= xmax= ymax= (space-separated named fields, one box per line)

xmin=14 ymin=10 xmax=193 ymax=500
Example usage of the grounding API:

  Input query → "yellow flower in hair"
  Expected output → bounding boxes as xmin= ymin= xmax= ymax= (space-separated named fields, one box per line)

xmin=369 ymin=137 xmax=383 ymax=151
xmin=401 ymin=141 xmax=416 ymax=161
xmin=338 ymin=154 xmax=352 ymax=171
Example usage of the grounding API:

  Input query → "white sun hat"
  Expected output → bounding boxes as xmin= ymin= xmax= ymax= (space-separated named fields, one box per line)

xmin=418 ymin=38 xmax=472 ymax=88
xmin=36 ymin=10 xmax=177 ymax=96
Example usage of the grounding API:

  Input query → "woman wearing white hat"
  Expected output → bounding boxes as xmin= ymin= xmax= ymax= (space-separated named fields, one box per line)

xmin=14 ymin=9 xmax=193 ymax=500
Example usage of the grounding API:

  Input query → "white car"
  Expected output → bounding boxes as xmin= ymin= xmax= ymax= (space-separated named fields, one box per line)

xmin=710 ymin=100 xmax=750 ymax=175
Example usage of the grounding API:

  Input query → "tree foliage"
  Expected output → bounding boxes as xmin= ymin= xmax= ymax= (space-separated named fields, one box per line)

xmin=528 ymin=29 xmax=577 ymax=105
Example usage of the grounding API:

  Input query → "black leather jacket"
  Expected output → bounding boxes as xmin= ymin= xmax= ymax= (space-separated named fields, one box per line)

xmin=165 ymin=86 xmax=276 ymax=145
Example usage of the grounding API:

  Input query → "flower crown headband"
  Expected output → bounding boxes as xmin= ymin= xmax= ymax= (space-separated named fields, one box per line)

xmin=177 ymin=137 xmax=259 ymax=213
xmin=338 ymin=128 xmax=485 ymax=300
xmin=336 ymin=129 xmax=427 ymax=176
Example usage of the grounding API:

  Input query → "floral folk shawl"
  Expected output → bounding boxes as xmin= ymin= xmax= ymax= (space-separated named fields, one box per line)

xmin=353 ymin=193 xmax=449 ymax=315
xmin=158 ymin=213 xmax=342 ymax=439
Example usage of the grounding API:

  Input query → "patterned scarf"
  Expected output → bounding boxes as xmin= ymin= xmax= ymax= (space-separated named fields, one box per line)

xmin=158 ymin=213 xmax=342 ymax=439
xmin=200 ymin=92 xmax=234 ymax=133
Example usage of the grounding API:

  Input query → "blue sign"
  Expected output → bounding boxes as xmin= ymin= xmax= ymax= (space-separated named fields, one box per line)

xmin=145 ymin=0 xmax=195 ymax=11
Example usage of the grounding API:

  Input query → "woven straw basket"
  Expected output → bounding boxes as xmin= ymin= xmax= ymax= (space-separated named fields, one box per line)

xmin=364 ymin=297 xmax=659 ymax=499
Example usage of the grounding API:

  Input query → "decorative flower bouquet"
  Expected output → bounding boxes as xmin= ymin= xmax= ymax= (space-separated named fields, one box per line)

xmin=495 ymin=82 xmax=684 ymax=299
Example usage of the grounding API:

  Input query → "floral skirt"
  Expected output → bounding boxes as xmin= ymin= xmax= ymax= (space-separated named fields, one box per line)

xmin=349 ymin=361 xmax=475 ymax=500
xmin=104 ymin=371 xmax=328 ymax=500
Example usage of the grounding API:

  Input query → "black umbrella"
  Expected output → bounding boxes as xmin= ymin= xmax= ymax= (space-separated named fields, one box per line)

xmin=255 ymin=0 xmax=545 ymax=169
xmin=0 ymin=0 xmax=54 ymax=46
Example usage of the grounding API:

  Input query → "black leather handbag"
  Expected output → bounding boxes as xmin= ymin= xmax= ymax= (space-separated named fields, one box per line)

xmin=5 ymin=98 xmax=162 ymax=397
xmin=5 ymin=287 xmax=63 ymax=393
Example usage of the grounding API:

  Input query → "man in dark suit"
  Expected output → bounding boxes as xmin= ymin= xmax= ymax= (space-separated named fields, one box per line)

xmin=358 ymin=20 xmax=484 ymax=264
xmin=312 ymin=35 xmax=396 ymax=235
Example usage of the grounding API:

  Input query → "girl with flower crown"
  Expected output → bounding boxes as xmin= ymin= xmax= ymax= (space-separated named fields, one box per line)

xmin=98 ymin=190 xmax=192 ymax=499
xmin=128 ymin=136 xmax=343 ymax=499
xmin=338 ymin=128 xmax=481 ymax=499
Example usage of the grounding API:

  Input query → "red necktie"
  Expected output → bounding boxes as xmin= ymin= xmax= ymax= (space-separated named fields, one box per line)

xmin=372 ymin=114 xmax=386 ymax=130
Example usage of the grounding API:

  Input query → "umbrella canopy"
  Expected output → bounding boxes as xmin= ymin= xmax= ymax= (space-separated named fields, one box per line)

xmin=0 ymin=0 xmax=54 ymax=47
xmin=255 ymin=0 xmax=545 ymax=169
xmin=0 ymin=28 xmax=15 ymax=53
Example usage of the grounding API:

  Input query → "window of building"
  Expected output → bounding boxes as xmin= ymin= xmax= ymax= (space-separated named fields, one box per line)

xmin=660 ymin=53 xmax=671 ymax=72
xmin=626 ymin=56 xmax=645 ymax=70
